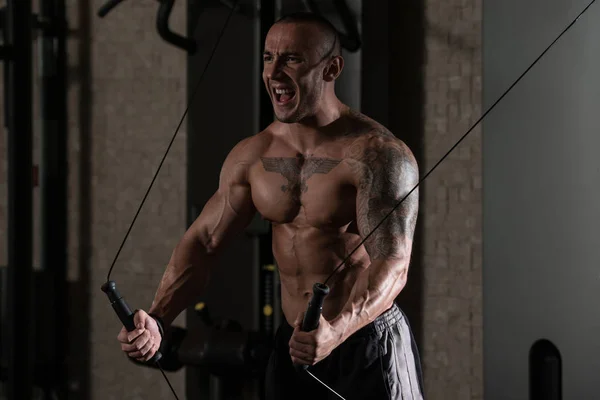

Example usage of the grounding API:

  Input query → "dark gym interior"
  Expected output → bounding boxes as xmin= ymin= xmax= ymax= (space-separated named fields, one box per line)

xmin=1 ymin=0 xmax=599 ymax=399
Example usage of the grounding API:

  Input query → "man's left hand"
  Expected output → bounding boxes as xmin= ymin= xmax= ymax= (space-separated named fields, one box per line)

xmin=289 ymin=312 xmax=342 ymax=366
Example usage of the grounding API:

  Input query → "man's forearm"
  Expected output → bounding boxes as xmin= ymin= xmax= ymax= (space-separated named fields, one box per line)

xmin=148 ymin=232 xmax=216 ymax=327
xmin=329 ymin=257 xmax=409 ymax=343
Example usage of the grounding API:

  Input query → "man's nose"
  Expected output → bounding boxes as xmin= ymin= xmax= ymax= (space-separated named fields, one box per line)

xmin=265 ymin=58 xmax=284 ymax=79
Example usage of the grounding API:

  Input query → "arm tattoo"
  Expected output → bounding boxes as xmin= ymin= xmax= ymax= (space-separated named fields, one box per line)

xmin=350 ymin=139 xmax=419 ymax=260
xmin=261 ymin=154 xmax=341 ymax=204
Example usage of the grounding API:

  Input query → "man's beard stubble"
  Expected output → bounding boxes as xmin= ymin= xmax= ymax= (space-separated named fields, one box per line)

xmin=274 ymin=103 xmax=303 ymax=124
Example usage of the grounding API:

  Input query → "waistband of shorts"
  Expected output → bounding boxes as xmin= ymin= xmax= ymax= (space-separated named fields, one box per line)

xmin=352 ymin=302 xmax=404 ymax=337
xmin=280 ymin=302 xmax=404 ymax=338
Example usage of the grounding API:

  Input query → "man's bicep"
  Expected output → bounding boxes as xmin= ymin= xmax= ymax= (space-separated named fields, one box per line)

xmin=188 ymin=145 xmax=258 ymax=252
xmin=189 ymin=184 xmax=256 ymax=253
xmin=354 ymin=142 xmax=419 ymax=261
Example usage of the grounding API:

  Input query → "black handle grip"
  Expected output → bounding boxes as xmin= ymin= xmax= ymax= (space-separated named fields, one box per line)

xmin=101 ymin=280 xmax=162 ymax=363
xmin=295 ymin=283 xmax=330 ymax=372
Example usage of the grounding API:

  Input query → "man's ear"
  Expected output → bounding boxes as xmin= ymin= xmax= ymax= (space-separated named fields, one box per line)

xmin=323 ymin=55 xmax=344 ymax=82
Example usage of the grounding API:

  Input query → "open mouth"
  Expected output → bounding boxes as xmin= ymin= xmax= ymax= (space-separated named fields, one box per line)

xmin=272 ymin=86 xmax=296 ymax=106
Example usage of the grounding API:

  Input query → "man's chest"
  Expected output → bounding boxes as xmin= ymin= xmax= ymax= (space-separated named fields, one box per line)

xmin=248 ymin=152 xmax=357 ymax=227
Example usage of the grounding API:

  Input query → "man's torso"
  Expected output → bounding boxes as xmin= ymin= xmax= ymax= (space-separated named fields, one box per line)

xmin=237 ymin=110 xmax=400 ymax=324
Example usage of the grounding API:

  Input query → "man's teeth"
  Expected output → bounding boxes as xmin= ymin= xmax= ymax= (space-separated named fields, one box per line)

xmin=275 ymin=88 xmax=294 ymax=95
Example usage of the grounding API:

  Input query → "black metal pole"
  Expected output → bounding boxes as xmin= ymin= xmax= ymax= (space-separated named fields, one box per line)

xmin=387 ymin=0 xmax=426 ymax=351
xmin=258 ymin=4 xmax=275 ymax=400
xmin=6 ymin=0 xmax=34 ymax=398
xmin=38 ymin=0 xmax=68 ymax=397
xmin=259 ymin=0 xmax=275 ymax=129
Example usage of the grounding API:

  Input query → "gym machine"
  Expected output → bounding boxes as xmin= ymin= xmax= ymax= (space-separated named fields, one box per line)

xmin=0 ymin=0 xmax=196 ymax=398
xmin=0 ymin=0 xmax=362 ymax=398
xmin=1 ymin=0 xmax=67 ymax=398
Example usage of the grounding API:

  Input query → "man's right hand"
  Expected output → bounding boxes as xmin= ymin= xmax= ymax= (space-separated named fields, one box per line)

xmin=117 ymin=309 xmax=162 ymax=362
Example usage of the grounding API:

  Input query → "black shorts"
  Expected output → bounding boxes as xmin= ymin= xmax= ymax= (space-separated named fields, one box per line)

xmin=265 ymin=303 xmax=424 ymax=400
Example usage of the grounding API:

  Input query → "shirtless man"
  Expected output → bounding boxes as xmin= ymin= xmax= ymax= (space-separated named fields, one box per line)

xmin=117 ymin=12 xmax=424 ymax=400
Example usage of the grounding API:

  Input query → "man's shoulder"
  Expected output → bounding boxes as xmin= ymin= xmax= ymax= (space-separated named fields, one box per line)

xmin=345 ymin=109 xmax=391 ymax=136
xmin=227 ymin=129 xmax=275 ymax=162
xmin=221 ymin=130 xmax=276 ymax=184
xmin=344 ymin=112 xmax=415 ymax=166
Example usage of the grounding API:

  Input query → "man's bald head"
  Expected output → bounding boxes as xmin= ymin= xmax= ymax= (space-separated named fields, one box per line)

xmin=274 ymin=12 xmax=341 ymax=59
xmin=262 ymin=12 xmax=344 ymax=124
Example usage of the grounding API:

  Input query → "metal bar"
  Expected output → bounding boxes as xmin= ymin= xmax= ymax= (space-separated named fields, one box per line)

xmin=259 ymin=0 xmax=275 ymax=129
xmin=361 ymin=0 xmax=388 ymax=125
xmin=38 ymin=0 xmax=68 ymax=397
xmin=0 ymin=267 xmax=6 ymax=396
xmin=258 ymin=5 xmax=275 ymax=400
xmin=386 ymin=0 xmax=426 ymax=346
xmin=5 ymin=0 xmax=34 ymax=398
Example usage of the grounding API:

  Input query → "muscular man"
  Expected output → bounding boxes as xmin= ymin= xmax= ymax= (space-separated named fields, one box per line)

xmin=118 ymin=12 xmax=424 ymax=399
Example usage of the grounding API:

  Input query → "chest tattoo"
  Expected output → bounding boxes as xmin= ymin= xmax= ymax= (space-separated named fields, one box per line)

xmin=260 ymin=154 xmax=341 ymax=203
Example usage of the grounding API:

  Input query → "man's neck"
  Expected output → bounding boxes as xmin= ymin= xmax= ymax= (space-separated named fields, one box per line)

xmin=282 ymin=98 xmax=349 ymax=152
xmin=303 ymin=98 xmax=347 ymax=127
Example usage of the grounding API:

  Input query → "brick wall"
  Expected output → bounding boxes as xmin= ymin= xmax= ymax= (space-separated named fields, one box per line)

xmin=83 ymin=0 xmax=188 ymax=398
xmin=421 ymin=0 xmax=483 ymax=398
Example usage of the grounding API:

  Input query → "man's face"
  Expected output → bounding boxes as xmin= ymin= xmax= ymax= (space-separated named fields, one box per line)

xmin=262 ymin=22 xmax=332 ymax=123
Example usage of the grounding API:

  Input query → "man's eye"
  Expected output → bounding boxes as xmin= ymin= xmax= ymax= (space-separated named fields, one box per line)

xmin=285 ymin=57 xmax=299 ymax=63
xmin=263 ymin=55 xmax=273 ymax=62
